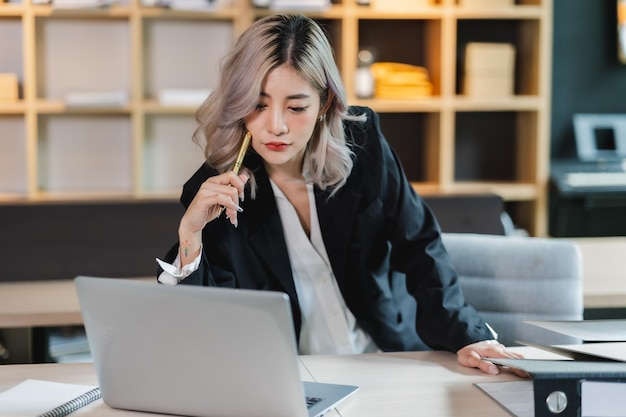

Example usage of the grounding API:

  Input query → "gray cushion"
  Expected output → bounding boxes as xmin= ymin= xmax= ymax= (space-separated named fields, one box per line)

xmin=442 ymin=233 xmax=584 ymax=347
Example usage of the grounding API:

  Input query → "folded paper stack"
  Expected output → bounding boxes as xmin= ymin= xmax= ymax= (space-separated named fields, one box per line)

xmin=370 ymin=62 xmax=432 ymax=99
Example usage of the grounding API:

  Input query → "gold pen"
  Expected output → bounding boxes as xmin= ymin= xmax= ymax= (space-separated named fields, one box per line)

xmin=218 ymin=131 xmax=252 ymax=217
xmin=232 ymin=131 xmax=252 ymax=175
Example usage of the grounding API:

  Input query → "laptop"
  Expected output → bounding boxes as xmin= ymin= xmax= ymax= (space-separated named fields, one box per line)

xmin=74 ymin=276 xmax=358 ymax=417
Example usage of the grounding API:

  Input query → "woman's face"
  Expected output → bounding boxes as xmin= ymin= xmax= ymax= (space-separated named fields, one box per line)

xmin=244 ymin=64 xmax=322 ymax=177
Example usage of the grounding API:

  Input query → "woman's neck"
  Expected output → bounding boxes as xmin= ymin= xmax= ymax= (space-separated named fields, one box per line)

xmin=265 ymin=161 xmax=305 ymax=184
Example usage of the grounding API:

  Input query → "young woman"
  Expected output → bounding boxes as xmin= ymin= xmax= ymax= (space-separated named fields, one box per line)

xmin=158 ymin=14 xmax=522 ymax=374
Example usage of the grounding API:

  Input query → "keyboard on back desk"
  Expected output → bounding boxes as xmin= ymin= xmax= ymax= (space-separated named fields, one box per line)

xmin=565 ymin=171 xmax=626 ymax=188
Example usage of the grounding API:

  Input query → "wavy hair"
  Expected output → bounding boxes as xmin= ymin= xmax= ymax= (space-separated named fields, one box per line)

xmin=193 ymin=14 xmax=364 ymax=197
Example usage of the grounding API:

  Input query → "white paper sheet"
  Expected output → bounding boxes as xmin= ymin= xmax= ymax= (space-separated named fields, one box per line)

xmin=474 ymin=380 xmax=534 ymax=417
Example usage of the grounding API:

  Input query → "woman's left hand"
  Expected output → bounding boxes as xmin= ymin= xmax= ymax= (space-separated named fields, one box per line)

xmin=457 ymin=340 xmax=525 ymax=375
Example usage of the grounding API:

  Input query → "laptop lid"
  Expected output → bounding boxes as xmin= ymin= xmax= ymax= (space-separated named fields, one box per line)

xmin=74 ymin=276 xmax=357 ymax=417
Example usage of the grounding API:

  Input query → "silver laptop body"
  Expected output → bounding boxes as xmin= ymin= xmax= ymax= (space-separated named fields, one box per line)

xmin=75 ymin=276 xmax=358 ymax=417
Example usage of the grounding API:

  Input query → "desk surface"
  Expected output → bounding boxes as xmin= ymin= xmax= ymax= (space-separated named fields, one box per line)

xmin=0 ymin=348 xmax=553 ymax=417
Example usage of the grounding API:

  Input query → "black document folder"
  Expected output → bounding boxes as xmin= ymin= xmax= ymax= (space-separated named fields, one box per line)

xmin=482 ymin=358 xmax=626 ymax=417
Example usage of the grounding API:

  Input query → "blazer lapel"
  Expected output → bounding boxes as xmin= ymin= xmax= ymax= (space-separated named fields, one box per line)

xmin=245 ymin=163 xmax=297 ymax=298
xmin=316 ymin=186 xmax=361 ymax=288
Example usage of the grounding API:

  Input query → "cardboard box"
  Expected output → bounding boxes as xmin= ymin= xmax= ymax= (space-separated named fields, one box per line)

xmin=0 ymin=73 xmax=19 ymax=101
xmin=463 ymin=42 xmax=515 ymax=97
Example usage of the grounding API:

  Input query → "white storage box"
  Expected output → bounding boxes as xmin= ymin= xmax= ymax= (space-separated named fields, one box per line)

xmin=463 ymin=42 xmax=515 ymax=97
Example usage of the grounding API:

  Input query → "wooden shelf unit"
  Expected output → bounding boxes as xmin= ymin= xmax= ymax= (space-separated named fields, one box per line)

xmin=0 ymin=0 xmax=552 ymax=236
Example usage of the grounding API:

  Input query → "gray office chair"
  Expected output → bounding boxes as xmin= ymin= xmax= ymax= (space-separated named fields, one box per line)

xmin=442 ymin=233 xmax=584 ymax=347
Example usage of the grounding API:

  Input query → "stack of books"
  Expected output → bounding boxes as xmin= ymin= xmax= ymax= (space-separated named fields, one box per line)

xmin=47 ymin=326 xmax=92 ymax=363
xmin=52 ymin=0 xmax=118 ymax=8
xmin=270 ymin=0 xmax=330 ymax=11
xmin=65 ymin=90 xmax=129 ymax=107
xmin=370 ymin=62 xmax=432 ymax=99
xmin=157 ymin=88 xmax=211 ymax=107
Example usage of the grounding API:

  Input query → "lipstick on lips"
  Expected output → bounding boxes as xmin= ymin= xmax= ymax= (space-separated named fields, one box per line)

xmin=265 ymin=142 xmax=289 ymax=151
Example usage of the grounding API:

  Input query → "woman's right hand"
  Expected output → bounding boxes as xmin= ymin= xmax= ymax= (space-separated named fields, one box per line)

xmin=177 ymin=172 xmax=249 ymax=264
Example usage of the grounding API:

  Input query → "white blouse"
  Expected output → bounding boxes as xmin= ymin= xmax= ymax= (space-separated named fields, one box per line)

xmin=270 ymin=180 xmax=379 ymax=355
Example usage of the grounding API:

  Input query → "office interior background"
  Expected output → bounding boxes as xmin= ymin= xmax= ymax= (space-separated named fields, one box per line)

xmin=0 ymin=0 xmax=625 ymax=363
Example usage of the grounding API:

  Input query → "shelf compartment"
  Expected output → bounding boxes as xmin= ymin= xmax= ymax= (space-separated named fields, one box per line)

xmin=358 ymin=18 xmax=442 ymax=97
xmin=377 ymin=112 xmax=440 ymax=183
xmin=32 ymin=3 xmax=132 ymax=18
xmin=35 ymin=17 xmax=131 ymax=102
xmin=141 ymin=114 xmax=206 ymax=195
xmin=252 ymin=4 xmax=346 ymax=19
xmin=456 ymin=18 xmax=542 ymax=96
xmin=0 ymin=116 xmax=28 ymax=196
xmin=37 ymin=114 xmax=133 ymax=194
xmin=142 ymin=18 xmax=234 ymax=102
xmin=140 ymin=5 xmax=239 ymax=20
xmin=0 ymin=16 xmax=23 ymax=100
xmin=454 ymin=110 xmax=539 ymax=183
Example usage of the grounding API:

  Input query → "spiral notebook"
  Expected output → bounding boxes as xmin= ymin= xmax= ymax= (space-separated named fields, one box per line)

xmin=0 ymin=379 xmax=101 ymax=417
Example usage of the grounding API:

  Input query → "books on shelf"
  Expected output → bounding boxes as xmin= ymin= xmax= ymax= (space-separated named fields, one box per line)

xmin=157 ymin=88 xmax=211 ymax=107
xmin=270 ymin=0 xmax=330 ymax=11
xmin=65 ymin=90 xmax=129 ymax=107
xmin=52 ymin=0 xmax=119 ymax=8
xmin=48 ymin=326 xmax=91 ymax=363
xmin=142 ymin=0 xmax=233 ymax=10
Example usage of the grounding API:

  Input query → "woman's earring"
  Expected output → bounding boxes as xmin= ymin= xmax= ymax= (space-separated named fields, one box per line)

xmin=319 ymin=114 xmax=326 ymax=122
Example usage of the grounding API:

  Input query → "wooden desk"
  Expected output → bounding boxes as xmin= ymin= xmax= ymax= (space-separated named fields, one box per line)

xmin=0 ymin=348 xmax=551 ymax=417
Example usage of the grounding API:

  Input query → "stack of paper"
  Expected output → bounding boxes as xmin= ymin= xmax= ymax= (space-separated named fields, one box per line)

xmin=53 ymin=0 xmax=118 ymax=8
xmin=370 ymin=62 xmax=433 ymax=99
xmin=65 ymin=90 xmax=129 ymax=107
xmin=167 ymin=0 xmax=214 ymax=10
xmin=156 ymin=0 xmax=233 ymax=10
xmin=157 ymin=88 xmax=211 ymax=107
xmin=270 ymin=0 xmax=330 ymax=11
xmin=476 ymin=319 xmax=626 ymax=417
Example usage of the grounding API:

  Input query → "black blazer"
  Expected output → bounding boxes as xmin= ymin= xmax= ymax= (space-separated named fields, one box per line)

xmin=162 ymin=106 xmax=492 ymax=353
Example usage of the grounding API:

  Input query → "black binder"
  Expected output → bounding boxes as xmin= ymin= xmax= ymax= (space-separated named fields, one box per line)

xmin=484 ymin=358 xmax=626 ymax=417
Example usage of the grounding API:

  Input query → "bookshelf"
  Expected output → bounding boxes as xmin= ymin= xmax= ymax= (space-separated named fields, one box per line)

xmin=0 ymin=0 xmax=552 ymax=236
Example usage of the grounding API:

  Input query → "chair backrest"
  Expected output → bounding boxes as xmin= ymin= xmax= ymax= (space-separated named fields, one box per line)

xmin=442 ymin=233 xmax=584 ymax=346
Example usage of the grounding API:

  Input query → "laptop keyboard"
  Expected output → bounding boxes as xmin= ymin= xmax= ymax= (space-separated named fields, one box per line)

xmin=306 ymin=397 xmax=323 ymax=408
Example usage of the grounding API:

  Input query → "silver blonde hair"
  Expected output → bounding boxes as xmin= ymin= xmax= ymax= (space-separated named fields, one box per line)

xmin=193 ymin=14 xmax=364 ymax=197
